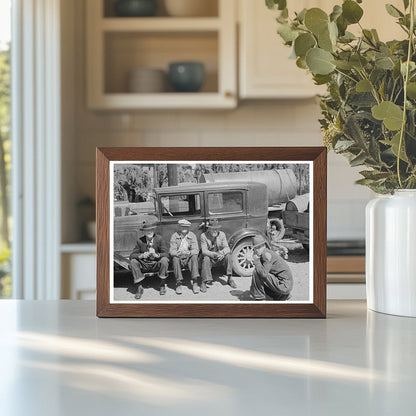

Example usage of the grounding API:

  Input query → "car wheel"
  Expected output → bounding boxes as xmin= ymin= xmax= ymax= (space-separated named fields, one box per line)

xmin=232 ymin=239 xmax=254 ymax=277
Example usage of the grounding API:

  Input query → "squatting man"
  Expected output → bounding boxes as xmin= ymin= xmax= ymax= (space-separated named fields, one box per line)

xmin=249 ymin=235 xmax=293 ymax=301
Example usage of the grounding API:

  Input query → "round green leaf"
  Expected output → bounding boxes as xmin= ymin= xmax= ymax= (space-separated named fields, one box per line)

xmin=336 ymin=15 xmax=348 ymax=36
xmin=296 ymin=57 xmax=307 ymax=69
xmin=371 ymin=101 xmax=404 ymax=131
xmin=356 ymin=79 xmax=372 ymax=92
xmin=375 ymin=56 xmax=395 ymax=70
xmin=306 ymin=48 xmax=335 ymax=75
xmin=342 ymin=0 xmax=363 ymax=24
xmin=277 ymin=23 xmax=298 ymax=43
xmin=333 ymin=60 xmax=352 ymax=70
xmin=407 ymin=82 xmax=416 ymax=99
xmin=350 ymin=54 xmax=368 ymax=70
xmin=294 ymin=33 xmax=316 ymax=58
xmin=385 ymin=132 xmax=408 ymax=162
xmin=318 ymin=21 xmax=338 ymax=52
xmin=328 ymin=21 xmax=338 ymax=43
xmin=304 ymin=8 xmax=328 ymax=35
xmin=318 ymin=28 xmax=333 ymax=52
xmin=330 ymin=5 xmax=342 ymax=22
xmin=266 ymin=0 xmax=287 ymax=11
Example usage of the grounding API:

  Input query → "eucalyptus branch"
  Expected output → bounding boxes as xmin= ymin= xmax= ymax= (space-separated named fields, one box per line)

xmin=397 ymin=0 xmax=415 ymax=188
xmin=393 ymin=85 xmax=404 ymax=104
xmin=390 ymin=79 xmax=398 ymax=102
xmin=358 ymin=69 xmax=381 ymax=104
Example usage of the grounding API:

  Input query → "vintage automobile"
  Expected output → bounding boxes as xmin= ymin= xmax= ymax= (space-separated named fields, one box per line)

xmin=113 ymin=181 xmax=271 ymax=277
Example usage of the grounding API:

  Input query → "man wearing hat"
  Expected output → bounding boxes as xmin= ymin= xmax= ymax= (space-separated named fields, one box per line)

xmin=169 ymin=219 xmax=200 ymax=294
xmin=249 ymin=235 xmax=293 ymax=301
xmin=200 ymin=218 xmax=236 ymax=292
xmin=129 ymin=220 xmax=169 ymax=299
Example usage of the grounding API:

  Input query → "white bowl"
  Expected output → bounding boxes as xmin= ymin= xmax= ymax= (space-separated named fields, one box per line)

xmin=128 ymin=68 xmax=167 ymax=93
xmin=164 ymin=0 xmax=217 ymax=17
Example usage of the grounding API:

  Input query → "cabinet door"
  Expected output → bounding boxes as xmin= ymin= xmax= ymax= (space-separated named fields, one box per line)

xmin=239 ymin=0 xmax=326 ymax=99
xmin=62 ymin=253 xmax=96 ymax=300
xmin=239 ymin=0 xmax=404 ymax=99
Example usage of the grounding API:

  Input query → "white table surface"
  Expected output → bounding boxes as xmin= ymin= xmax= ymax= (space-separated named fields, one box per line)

xmin=0 ymin=300 xmax=415 ymax=416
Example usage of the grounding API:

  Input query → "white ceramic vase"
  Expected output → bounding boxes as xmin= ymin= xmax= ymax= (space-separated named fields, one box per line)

xmin=366 ymin=190 xmax=416 ymax=317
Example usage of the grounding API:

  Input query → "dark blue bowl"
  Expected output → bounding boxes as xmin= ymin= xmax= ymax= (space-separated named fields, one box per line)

xmin=114 ymin=0 xmax=157 ymax=17
xmin=168 ymin=62 xmax=205 ymax=93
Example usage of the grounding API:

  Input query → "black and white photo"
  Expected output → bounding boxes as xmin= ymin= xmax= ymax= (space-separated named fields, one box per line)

xmin=110 ymin=161 xmax=313 ymax=304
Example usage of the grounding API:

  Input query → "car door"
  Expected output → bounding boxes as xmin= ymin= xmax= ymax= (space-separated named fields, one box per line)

xmin=158 ymin=192 xmax=205 ymax=247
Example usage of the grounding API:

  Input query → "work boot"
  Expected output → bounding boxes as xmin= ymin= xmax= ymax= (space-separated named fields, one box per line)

xmin=175 ymin=283 xmax=183 ymax=295
xmin=134 ymin=284 xmax=144 ymax=300
xmin=200 ymin=282 xmax=207 ymax=293
xmin=227 ymin=276 xmax=237 ymax=289
xmin=192 ymin=281 xmax=200 ymax=294
xmin=160 ymin=284 xmax=166 ymax=296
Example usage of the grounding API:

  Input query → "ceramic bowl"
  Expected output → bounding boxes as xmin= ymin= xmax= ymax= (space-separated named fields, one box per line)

xmin=128 ymin=68 xmax=167 ymax=93
xmin=114 ymin=0 xmax=158 ymax=17
xmin=168 ymin=62 xmax=205 ymax=92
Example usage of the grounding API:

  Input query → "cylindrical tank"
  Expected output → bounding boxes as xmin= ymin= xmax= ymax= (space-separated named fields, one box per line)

xmin=201 ymin=169 xmax=297 ymax=206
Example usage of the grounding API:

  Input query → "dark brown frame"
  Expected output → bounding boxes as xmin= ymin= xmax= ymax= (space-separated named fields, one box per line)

xmin=96 ymin=147 xmax=327 ymax=318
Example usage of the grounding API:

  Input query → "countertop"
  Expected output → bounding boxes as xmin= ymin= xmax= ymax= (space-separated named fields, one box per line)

xmin=0 ymin=300 xmax=415 ymax=415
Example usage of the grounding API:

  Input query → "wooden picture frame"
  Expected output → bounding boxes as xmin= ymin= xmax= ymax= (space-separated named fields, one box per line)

xmin=96 ymin=147 xmax=327 ymax=318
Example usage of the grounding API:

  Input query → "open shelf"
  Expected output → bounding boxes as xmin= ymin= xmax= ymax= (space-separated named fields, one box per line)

xmin=104 ymin=31 xmax=218 ymax=94
xmin=87 ymin=0 xmax=236 ymax=109
xmin=101 ymin=17 xmax=221 ymax=32
xmin=90 ymin=92 xmax=235 ymax=109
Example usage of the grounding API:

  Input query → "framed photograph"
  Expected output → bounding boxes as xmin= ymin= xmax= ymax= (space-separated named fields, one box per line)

xmin=96 ymin=147 xmax=327 ymax=318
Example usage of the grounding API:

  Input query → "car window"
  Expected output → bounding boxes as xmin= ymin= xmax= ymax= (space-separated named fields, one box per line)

xmin=160 ymin=194 xmax=201 ymax=217
xmin=208 ymin=191 xmax=243 ymax=214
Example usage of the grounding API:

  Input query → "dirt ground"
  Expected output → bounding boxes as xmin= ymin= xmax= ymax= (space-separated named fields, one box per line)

xmin=113 ymin=245 xmax=310 ymax=302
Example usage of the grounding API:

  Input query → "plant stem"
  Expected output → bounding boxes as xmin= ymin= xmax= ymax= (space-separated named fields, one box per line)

xmin=397 ymin=0 xmax=415 ymax=188
xmin=358 ymin=69 xmax=381 ymax=104
xmin=334 ymin=68 xmax=358 ymax=84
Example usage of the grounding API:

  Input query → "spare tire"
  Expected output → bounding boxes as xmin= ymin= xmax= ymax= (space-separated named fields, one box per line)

xmin=269 ymin=218 xmax=285 ymax=241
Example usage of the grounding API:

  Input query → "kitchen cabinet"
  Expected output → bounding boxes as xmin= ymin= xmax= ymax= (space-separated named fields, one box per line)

xmin=61 ymin=245 xmax=96 ymax=300
xmin=86 ymin=0 xmax=237 ymax=109
xmin=238 ymin=0 xmax=404 ymax=99
xmin=239 ymin=0 xmax=325 ymax=99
